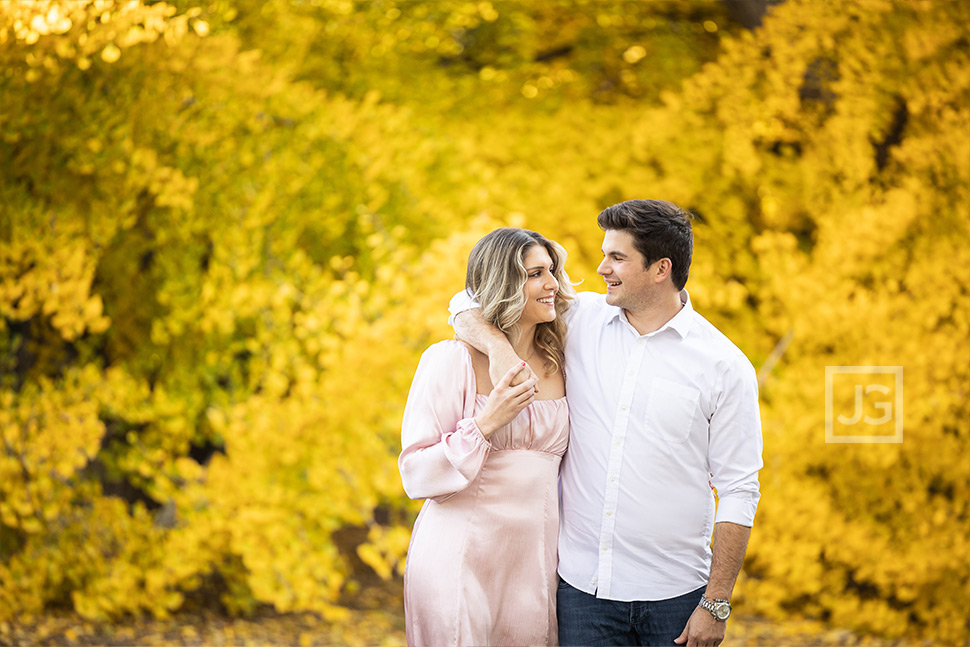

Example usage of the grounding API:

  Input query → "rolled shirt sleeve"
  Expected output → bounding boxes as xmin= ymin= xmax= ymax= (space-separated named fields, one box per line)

xmin=399 ymin=341 xmax=490 ymax=502
xmin=447 ymin=289 xmax=477 ymax=326
xmin=709 ymin=355 xmax=764 ymax=526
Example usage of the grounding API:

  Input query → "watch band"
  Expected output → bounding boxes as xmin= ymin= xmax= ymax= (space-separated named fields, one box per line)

xmin=698 ymin=596 xmax=732 ymax=621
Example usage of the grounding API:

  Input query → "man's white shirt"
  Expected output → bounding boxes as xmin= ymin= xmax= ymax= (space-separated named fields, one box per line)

xmin=449 ymin=289 xmax=763 ymax=602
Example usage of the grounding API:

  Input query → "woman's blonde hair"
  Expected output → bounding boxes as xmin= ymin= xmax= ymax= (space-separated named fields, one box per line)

xmin=465 ymin=228 xmax=576 ymax=376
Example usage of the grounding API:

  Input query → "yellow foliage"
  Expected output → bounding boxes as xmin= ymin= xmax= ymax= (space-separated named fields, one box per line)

xmin=1 ymin=0 xmax=967 ymax=643
xmin=357 ymin=525 xmax=412 ymax=581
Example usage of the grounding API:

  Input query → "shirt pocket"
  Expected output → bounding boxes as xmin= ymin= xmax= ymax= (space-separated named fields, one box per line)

xmin=646 ymin=378 xmax=700 ymax=444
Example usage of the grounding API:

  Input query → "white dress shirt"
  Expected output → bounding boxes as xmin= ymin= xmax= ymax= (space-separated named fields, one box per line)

xmin=449 ymin=289 xmax=763 ymax=602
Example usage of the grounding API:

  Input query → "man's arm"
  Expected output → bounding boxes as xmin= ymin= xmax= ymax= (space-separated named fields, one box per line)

xmin=706 ymin=521 xmax=750 ymax=600
xmin=675 ymin=521 xmax=751 ymax=647
xmin=677 ymin=355 xmax=762 ymax=647
xmin=453 ymin=309 xmax=534 ymax=387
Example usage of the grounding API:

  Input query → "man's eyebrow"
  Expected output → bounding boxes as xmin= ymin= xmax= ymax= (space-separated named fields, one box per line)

xmin=602 ymin=250 xmax=627 ymax=257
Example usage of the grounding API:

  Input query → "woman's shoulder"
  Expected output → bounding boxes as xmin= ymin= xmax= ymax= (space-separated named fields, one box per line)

xmin=418 ymin=340 xmax=488 ymax=392
xmin=423 ymin=338 xmax=470 ymax=354
xmin=410 ymin=341 xmax=474 ymax=393
xmin=418 ymin=339 xmax=474 ymax=368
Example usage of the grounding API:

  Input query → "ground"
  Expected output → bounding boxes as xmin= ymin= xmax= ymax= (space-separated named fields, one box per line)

xmin=0 ymin=530 xmax=932 ymax=647
xmin=1 ymin=581 xmax=932 ymax=647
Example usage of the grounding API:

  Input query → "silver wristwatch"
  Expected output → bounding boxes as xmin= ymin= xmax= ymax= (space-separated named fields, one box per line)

xmin=698 ymin=596 xmax=732 ymax=621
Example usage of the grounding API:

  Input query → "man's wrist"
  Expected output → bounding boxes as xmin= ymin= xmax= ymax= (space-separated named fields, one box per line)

xmin=703 ymin=587 xmax=731 ymax=600
xmin=484 ymin=336 xmax=518 ymax=363
xmin=698 ymin=596 xmax=731 ymax=621
xmin=480 ymin=334 xmax=504 ymax=357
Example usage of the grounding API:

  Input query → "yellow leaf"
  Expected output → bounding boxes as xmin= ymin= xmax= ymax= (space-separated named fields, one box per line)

xmin=101 ymin=43 xmax=120 ymax=63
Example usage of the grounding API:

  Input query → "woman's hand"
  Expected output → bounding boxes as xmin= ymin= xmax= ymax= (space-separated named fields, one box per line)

xmin=475 ymin=362 xmax=538 ymax=438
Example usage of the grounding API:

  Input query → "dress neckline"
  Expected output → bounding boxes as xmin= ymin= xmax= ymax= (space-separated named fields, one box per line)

xmin=452 ymin=340 xmax=566 ymax=404
xmin=474 ymin=392 xmax=567 ymax=404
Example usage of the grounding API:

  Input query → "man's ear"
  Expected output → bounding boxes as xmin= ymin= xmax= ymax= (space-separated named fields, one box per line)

xmin=654 ymin=258 xmax=673 ymax=283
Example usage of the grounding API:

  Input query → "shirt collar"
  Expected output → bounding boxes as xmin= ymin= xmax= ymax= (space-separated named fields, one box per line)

xmin=606 ymin=289 xmax=694 ymax=339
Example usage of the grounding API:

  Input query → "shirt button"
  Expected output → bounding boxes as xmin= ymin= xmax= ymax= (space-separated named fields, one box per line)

xmin=620 ymin=405 xmax=627 ymax=411
xmin=606 ymin=511 xmax=612 ymax=517
xmin=609 ymin=477 xmax=615 ymax=482
xmin=602 ymin=545 xmax=608 ymax=551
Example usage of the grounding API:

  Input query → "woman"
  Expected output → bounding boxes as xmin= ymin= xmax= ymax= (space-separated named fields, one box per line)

xmin=399 ymin=228 xmax=575 ymax=646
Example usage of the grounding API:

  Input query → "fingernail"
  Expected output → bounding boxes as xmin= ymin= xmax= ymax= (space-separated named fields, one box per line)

xmin=521 ymin=361 xmax=526 ymax=366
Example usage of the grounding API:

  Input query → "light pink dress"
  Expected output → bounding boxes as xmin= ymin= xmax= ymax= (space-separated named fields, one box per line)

xmin=400 ymin=340 xmax=568 ymax=647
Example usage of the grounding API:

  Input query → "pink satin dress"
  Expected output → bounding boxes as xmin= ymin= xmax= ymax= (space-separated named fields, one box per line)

xmin=399 ymin=340 xmax=569 ymax=647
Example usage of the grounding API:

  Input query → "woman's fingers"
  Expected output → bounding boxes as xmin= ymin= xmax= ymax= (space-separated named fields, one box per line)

xmin=509 ymin=377 xmax=537 ymax=397
xmin=479 ymin=372 xmax=538 ymax=434
xmin=498 ymin=361 xmax=528 ymax=387
xmin=508 ymin=381 xmax=538 ymax=408
xmin=507 ymin=362 xmax=536 ymax=388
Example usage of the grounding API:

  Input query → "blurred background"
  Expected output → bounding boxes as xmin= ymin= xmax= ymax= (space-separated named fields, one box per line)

xmin=1 ymin=0 xmax=968 ymax=645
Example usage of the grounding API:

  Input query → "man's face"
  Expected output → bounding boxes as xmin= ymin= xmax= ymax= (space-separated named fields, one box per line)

xmin=597 ymin=229 xmax=656 ymax=312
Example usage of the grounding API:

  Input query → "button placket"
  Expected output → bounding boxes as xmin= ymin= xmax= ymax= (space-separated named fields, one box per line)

xmin=595 ymin=335 xmax=646 ymax=597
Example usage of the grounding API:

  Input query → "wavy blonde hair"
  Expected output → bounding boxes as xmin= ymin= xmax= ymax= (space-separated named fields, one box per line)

xmin=465 ymin=228 xmax=576 ymax=376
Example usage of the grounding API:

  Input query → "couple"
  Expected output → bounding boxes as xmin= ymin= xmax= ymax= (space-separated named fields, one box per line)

xmin=399 ymin=200 xmax=764 ymax=647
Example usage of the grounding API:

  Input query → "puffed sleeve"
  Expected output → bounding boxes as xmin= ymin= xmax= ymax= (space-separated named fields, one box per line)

xmin=399 ymin=341 xmax=491 ymax=502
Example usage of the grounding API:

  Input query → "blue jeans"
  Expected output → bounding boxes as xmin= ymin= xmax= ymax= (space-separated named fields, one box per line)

xmin=557 ymin=578 xmax=706 ymax=646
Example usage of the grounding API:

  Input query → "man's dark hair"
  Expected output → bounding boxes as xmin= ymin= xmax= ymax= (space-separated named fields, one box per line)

xmin=597 ymin=199 xmax=693 ymax=290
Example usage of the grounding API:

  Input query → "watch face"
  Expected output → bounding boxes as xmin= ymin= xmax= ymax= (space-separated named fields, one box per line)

xmin=715 ymin=605 xmax=730 ymax=620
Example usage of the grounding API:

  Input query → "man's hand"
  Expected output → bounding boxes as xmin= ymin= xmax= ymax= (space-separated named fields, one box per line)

xmin=674 ymin=522 xmax=747 ymax=645
xmin=486 ymin=343 xmax=536 ymax=388
xmin=674 ymin=606 xmax=725 ymax=647
xmin=453 ymin=309 xmax=536 ymax=388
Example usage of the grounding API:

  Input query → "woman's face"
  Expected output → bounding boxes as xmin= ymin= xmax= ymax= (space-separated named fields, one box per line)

xmin=518 ymin=244 xmax=559 ymax=328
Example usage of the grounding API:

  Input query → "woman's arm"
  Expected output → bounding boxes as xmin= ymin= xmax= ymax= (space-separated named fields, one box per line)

xmin=398 ymin=342 xmax=491 ymax=502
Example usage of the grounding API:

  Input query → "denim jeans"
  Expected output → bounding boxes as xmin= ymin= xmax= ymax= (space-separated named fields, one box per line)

xmin=557 ymin=578 xmax=706 ymax=646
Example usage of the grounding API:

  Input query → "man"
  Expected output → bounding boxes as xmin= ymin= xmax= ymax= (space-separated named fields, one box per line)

xmin=450 ymin=200 xmax=763 ymax=647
